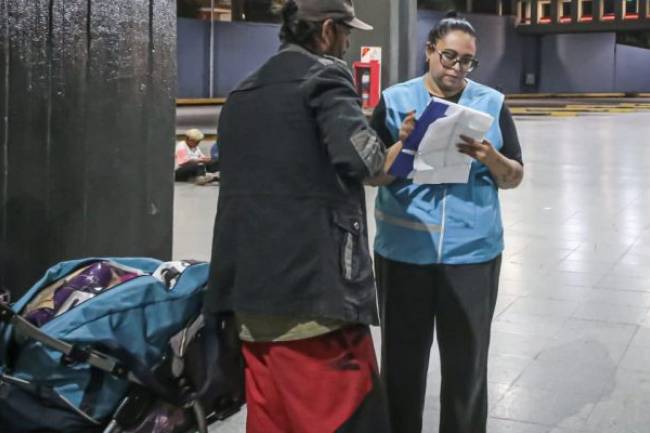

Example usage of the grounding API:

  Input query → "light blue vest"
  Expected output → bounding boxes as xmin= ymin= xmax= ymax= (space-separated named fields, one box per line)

xmin=374 ymin=76 xmax=505 ymax=265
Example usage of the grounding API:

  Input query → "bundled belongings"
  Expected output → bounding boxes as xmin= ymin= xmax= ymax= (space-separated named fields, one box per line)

xmin=0 ymin=258 xmax=244 ymax=433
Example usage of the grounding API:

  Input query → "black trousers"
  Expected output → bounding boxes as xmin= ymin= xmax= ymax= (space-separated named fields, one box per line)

xmin=174 ymin=160 xmax=220 ymax=181
xmin=375 ymin=253 xmax=501 ymax=433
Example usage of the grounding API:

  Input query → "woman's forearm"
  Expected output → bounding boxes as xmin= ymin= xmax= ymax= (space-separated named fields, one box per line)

xmin=483 ymin=151 xmax=524 ymax=189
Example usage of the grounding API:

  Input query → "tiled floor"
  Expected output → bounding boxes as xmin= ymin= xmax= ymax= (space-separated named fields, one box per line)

xmin=173 ymin=112 xmax=650 ymax=432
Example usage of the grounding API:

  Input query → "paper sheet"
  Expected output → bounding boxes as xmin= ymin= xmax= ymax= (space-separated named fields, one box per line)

xmin=389 ymin=97 xmax=494 ymax=184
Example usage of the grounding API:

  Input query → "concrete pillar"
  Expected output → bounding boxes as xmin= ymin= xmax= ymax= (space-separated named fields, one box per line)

xmin=345 ymin=0 xmax=418 ymax=89
xmin=0 ymin=0 xmax=176 ymax=298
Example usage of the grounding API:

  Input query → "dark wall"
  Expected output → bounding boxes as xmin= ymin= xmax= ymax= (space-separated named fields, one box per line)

xmin=0 ymin=0 xmax=176 ymax=298
xmin=416 ymin=10 xmax=442 ymax=75
xmin=521 ymin=35 xmax=542 ymax=91
xmin=415 ymin=11 xmax=650 ymax=93
xmin=178 ymin=18 xmax=210 ymax=98
xmin=538 ymin=34 xmax=650 ymax=93
xmin=176 ymin=11 xmax=650 ymax=99
xmin=213 ymin=21 xmax=280 ymax=96
xmin=463 ymin=14 xmax=523 ymax=94
xmin=615 ymin=44 xmax=650 ymax=93
xmin=416 ymin=11 xmax=525 ymax=93
xmin=539 ymin=33 xmax=616 ymax=93
xmin=178 ymin=6 xmax=429 ymax=97
xmin=177 ymin=19 xmax=280 ymax=98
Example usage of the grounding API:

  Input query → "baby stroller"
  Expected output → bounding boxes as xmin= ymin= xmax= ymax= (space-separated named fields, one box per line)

xmin=0 ymin=258 xmax=244 ymax=433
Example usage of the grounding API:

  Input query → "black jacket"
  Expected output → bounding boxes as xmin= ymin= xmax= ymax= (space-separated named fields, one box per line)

xmin=204 ymin=44 xmax=386 ymax=325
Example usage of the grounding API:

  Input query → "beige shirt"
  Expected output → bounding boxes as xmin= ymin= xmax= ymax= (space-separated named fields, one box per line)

xmin=235 ymin=312 xmax=346 ymax=342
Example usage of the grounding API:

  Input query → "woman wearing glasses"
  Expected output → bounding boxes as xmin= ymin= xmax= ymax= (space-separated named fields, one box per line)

xmin=369 ymin=12 xmax=524 ymax=433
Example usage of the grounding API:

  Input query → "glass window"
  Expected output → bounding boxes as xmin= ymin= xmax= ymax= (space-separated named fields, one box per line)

xmin=501 ymin=0 xmax=514 ymax=15
xmin=519 ymin=0 xmax=532 ymax=24
xmin=579 ymin=0 xmax=594 ymax=21
xmin=538 ymin=0 xmax=552 ymax=23
xmin=602 ymin=0 xmax=616 ymax=20
xmin=624 ymin=0 xmax=640 ymax=18
xmin=560 ymin=0 xmax=572 ymax=22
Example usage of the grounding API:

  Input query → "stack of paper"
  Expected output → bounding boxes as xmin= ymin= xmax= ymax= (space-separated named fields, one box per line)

xmin=389 ymin=97 xmax=494 ymax=184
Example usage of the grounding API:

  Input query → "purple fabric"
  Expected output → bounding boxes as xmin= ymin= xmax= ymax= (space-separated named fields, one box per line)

xmin=24 ymin=261 xmax=140 ymax=327
xmin=118 ymin=272 xmax=138 ymax=284
xmin=53 ymin=285 xmax=76 ymax=307
xmin=122 ymin=403 xmax=190 ymax=433
xmin=24 ymin=308 xmax=55 ymax=327
xmin=66 ymin=262 xmax=114 ymax=293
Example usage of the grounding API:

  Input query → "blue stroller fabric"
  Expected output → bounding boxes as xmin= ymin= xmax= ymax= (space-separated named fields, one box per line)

xmin=0 ymin=257 xmax=209 ymax=432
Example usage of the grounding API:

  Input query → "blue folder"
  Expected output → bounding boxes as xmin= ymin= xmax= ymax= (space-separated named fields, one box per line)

xmin=389 ymin=100 xmax=450 ymax=178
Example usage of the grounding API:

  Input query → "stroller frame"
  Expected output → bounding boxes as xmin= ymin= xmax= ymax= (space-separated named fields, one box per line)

xmin=0 ymin=301 xmax=231 ymax=433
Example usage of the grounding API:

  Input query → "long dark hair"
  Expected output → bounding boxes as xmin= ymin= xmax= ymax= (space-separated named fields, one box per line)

xmin=427 ymin=11 xmax=477 ymax=46
xmin=276 ymin=0 xmax=324 ymax=49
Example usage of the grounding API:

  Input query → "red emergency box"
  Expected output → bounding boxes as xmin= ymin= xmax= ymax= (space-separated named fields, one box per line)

xmin=353 ymin=60 xmax=381 ymax=110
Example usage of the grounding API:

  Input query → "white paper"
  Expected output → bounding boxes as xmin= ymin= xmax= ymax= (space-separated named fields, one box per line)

xmin=409 ymin=98 xmax=494 ymax=185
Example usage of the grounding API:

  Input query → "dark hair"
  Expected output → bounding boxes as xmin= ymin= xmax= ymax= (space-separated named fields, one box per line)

xmin=427 ymin=11 xmax=477 ymax=46
xmin=277 ymin=0 xmax=324 ymax=48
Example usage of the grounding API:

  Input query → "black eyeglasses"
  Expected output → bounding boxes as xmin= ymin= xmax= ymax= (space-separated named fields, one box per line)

xmin=435 ymin=49 xmax=479 ymax=73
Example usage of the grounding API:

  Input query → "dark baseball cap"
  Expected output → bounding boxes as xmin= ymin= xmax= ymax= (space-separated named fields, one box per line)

xmin=294 ymin=0 xmax=373 ymax=31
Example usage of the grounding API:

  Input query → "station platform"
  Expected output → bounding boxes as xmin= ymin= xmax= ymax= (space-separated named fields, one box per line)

xmin=174 ymin=110 xmax=650 ymax=433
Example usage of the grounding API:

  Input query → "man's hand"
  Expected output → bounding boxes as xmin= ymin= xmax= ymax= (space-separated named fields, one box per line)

xmin=365 ymin=141 xmax=403 ymax=187
xmin=365 ymin=110 xmax=415 ymax=187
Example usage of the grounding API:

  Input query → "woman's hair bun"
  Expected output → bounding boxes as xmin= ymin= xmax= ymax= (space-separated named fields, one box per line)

xmin=427 ymin=10 xmax=476 ymax=46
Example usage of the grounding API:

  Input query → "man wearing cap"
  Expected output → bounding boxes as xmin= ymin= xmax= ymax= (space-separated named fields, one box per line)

xmin=204 ymin=1 xmax=403 ymax=432
xmin=174 ymin=128 xmax=219 ymax=185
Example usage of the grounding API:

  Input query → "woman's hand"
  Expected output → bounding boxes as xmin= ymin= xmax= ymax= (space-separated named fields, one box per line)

xmin=366 ymin=111 xmax=415 ymax=187
xmin=456 ymin=135 xmax=497 ymax=164
xmin=399 ymin=110 xmax=417 ymax=142
xmin=456 ymin=135 xmax=523 ymax=189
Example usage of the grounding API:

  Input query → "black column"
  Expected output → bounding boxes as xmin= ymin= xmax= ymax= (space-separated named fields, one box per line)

xmin=0 ymin=0 xmax=176 ymax=299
